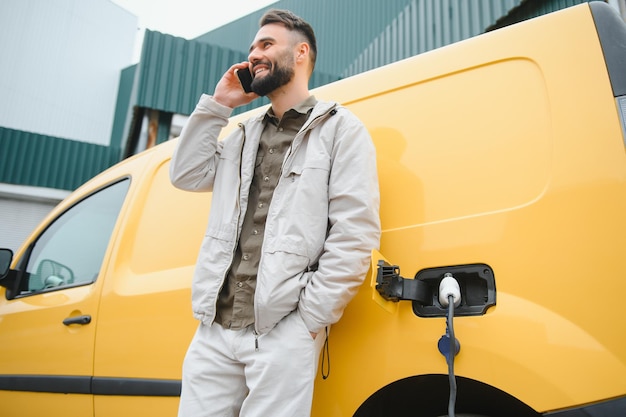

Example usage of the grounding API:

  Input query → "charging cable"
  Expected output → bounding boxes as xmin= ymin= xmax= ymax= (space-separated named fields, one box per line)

xmin=438 ymin=273 xmax=461 ymax=417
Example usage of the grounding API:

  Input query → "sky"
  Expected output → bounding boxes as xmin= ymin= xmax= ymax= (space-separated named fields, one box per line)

xmin=110 ymin=0 xmax=279 ymax=61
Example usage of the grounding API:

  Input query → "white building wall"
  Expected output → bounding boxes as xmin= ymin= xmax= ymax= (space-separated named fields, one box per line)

xmin=0 ymin=0 xmax=137 ymax=145
xmin=0 ymin=184 xmax=70 ymax=253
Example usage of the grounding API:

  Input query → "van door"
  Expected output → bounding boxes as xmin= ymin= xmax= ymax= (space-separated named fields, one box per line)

xmin=0 ymin=179 xmax=130 ymax=417
xmin=92 ymin=160 xmax=209 ymax=416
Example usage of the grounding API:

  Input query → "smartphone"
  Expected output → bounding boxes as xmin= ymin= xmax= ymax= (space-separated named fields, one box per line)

xmin=236 ymin=67 xmax=254 ymax=93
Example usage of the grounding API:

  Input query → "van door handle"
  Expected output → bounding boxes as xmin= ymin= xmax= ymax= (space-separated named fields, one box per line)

xmin=63 ymin=315 xmax=92 ymax=326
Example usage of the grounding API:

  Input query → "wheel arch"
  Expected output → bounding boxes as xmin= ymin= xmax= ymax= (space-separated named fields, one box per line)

xmin=352 ymin=374 xmax=541 ymax=417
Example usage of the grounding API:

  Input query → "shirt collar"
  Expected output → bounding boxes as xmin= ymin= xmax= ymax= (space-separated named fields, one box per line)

xmin=264 ymin=95 xmax=317 ymax=124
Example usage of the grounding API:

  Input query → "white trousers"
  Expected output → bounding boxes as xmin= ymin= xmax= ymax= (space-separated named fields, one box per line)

xmin=178 ymin=310 xmax=327 ymax=417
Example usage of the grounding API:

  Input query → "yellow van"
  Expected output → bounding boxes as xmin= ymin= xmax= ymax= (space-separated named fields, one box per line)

xmin=1 ymin=2 xmax=625 ymax=416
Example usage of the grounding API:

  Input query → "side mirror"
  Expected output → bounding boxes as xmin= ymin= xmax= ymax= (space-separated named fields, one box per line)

xmin=0 ymin=248 xmax=13 ymax=279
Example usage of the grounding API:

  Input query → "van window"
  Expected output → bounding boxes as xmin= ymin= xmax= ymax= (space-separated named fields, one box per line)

xmin=18 ymin=179 xmax=129 ymax=296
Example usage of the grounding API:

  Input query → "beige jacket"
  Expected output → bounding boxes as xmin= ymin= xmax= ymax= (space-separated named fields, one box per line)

xmin=170 ymin=94 xmax=380 ymax=334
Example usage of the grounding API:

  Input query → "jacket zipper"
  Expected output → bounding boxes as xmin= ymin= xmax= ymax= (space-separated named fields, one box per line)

xmin=235 ymin=122 xmax=263 ymax=352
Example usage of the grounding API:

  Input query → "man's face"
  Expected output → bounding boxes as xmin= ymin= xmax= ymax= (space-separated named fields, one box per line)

xmin=248 ymin=24 xmax=297 ymax=96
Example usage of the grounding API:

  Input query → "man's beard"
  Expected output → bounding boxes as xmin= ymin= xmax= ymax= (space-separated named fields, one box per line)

xmin=251 ymin=53 xmax=295 ymax=96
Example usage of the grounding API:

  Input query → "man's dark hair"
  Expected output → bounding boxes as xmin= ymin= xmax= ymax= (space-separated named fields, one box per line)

xmin=260 ymin=9 xmax=317 ymax=71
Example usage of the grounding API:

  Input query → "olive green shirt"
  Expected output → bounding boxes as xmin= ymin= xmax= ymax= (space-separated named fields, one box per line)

xmin=215 ymin=96 xmax=317 ymax=329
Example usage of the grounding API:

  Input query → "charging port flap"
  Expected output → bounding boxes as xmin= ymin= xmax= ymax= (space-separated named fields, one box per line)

xmin=412 ymin=264 xmax=496 ymax=318
xmin=370 ymin=250 xmax=400 ymax=313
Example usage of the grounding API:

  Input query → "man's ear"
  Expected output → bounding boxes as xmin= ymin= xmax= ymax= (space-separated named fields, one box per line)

xmin=296 ymin=42 xmax=310 ymax=62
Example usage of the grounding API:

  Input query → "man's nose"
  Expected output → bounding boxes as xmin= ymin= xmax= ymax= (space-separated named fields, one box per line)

xmin=248 ymin=48 xmax=260 ymax=64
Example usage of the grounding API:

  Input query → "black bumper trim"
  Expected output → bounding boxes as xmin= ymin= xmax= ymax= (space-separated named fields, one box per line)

xmin=0 ymin=375 xmax=181 ymax=397
xmin=544 ymin=396 xmax=626 ymax=417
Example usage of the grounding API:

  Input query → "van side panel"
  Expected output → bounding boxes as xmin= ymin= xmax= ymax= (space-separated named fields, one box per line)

xmin=311 ymin=3 xmax=626 ymax=416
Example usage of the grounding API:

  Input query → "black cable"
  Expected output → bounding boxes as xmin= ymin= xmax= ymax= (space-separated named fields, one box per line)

xmin=321 ymin=326 xmax=330 ymax=379
xmin=447 ymin=294 xmax=457 ymax=417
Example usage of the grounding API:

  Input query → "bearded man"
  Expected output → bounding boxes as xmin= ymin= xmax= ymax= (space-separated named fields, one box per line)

xmin=170 ymin=9 xmax=380 ymax=417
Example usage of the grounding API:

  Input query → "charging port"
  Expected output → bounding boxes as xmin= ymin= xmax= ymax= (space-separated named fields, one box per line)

xmin=412 ymin=264 xmax=496 ymax=318
xmin=375 ymin=261 xmax=496 ymax=318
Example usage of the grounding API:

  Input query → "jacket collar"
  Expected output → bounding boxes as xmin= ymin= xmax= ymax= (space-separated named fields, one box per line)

xmin=246 ymin=99 xmax=338 ymax=128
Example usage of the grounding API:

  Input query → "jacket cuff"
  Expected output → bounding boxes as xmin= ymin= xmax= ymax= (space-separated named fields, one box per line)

xmin=298 ymin=308 xmax=325 ymax=335
xmin=196 ymin=94 xmax=234 ymax=118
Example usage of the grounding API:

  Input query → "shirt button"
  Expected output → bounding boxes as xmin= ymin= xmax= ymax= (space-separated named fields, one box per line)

xmin=278 ymin=127 xmax=284 ymax=132
xmin=237 ymin=282 xmax=243 ymax=288
xmin=252 ymin=229 xmax=259 ymax=235
xmin=263 ymin=176 xmax=270 ymax=182
xmin=258 ymin=202 xmax=264 ymax=208
xmin=268 ymin=148 xmax=275 ymax=154
xmin=242 ymin=254 xmax=250 ymax=261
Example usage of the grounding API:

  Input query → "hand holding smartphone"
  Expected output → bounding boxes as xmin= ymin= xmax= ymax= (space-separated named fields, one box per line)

xmin=236 ymin=67 xmax=254 ymax=93
xmin=213 ymin=64 xmax=256 ymax=108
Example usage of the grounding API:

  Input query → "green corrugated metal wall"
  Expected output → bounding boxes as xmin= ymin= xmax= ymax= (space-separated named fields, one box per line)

xmin=0 ymin=127 xmax=119 ymax=191
xmin=1 ymin=0 xmax=603 ymax=191
xmin=136 ymin=32 xmax=249 ymax=115
xmin=341 ymin=0 xmax=524 ymax=76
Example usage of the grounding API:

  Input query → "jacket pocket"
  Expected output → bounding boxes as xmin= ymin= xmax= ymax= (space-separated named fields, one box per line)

xmin=275 ymin=157 xmax=330 ymax=256
xmin=206 ymin=222 xmax=237 ymax=241
xmin=255 ymin=248 xmax=311 ymax=332
xmin=284 ymin=157 xmax=330 ymax=179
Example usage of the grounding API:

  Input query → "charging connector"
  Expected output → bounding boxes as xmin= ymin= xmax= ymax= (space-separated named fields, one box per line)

xmin=439 ymin=273 xmax=461 ymax=308
xmin=438 ymin=273 xmax=461 ymax=417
